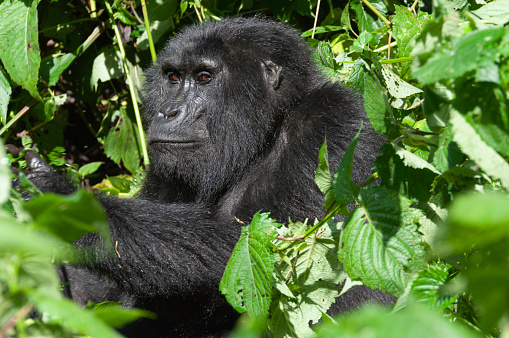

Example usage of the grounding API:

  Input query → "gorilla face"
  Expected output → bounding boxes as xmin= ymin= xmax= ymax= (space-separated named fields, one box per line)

xmin=143 ymin=24 xmax=295 ymax=202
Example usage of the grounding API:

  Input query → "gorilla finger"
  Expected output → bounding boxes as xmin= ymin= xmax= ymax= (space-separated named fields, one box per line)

xmin=25 ymin=150 xmax=53 ymax=173
xmin=5 ymin=144 xmax=22 ymax=158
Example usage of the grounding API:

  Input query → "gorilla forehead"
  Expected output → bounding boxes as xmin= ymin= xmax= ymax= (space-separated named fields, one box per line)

xmin=159 ymin=17 xmax=310 ymax=68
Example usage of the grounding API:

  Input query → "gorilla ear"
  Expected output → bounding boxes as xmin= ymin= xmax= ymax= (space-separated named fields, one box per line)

xmin=262 ymin=61 xmax=282 ymax=90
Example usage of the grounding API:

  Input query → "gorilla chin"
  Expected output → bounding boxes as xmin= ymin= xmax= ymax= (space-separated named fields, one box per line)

xmin=19 ymin=17 xmax=394 ymax=338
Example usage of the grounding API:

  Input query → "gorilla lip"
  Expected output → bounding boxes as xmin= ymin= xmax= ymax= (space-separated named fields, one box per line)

xmin=148 ymin=139 xmax=198 ymax=146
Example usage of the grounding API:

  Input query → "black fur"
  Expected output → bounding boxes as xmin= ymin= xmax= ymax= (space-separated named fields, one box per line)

xmin=27 ymin=17 xmax=395 ymax=337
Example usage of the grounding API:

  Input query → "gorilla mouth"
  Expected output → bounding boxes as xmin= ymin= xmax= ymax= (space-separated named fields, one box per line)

xmin=148 ymin=139 xmax=199 ymax=147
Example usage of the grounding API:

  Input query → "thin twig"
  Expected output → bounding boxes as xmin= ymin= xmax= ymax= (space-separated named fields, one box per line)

xmin=0 ymin=304 xmax=33 ymax=337
xmin=311 ymin=0 xmax=322 ymax=39
xmin=0 ymin=101 xmax=37 ymax=136
xmin=194 ymin=5 xmax=203 ymax=22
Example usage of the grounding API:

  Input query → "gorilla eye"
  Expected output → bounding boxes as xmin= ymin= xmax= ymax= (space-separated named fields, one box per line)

xmin=167 ymin=72 xmax=181 ymax=83
xmin=197 ymin=72 xmax=212 ymax=83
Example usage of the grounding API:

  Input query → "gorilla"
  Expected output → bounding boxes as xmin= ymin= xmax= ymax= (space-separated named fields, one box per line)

xmin=19 ymin=17 xmax=394 ymax=337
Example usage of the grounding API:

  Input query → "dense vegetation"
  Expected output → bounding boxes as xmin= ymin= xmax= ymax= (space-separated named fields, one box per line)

xmin=0 ymin=0 xmax=508 ymax=337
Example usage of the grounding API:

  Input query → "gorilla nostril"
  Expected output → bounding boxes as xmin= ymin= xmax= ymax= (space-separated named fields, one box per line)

xmin=161 ymin=109 xmax=180 ymax=120
xmin=168 ymin=110 xmax=179 ymax=120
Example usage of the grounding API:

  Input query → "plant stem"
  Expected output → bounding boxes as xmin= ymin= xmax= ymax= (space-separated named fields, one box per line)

xmin=379 ymin=56 xmax=413 ymax=64
xmin=302 ymin=203 xmax=343 ymax=240
xmin=0 ymin=101 xmax=37 ymax=137
xmin=373 ymin=41 xmax=397 ymax=53
xmin=311 ymin=0 xmax=322 ymax=39
xmin=105 ymin=2 xmax=150 ymax=167
xmin=140 ymin=0 xmax=157 ymax=64
xmin=39 ymin=18 xmax=95 ymax=34
xmin=360 ymin=0 xmax=391 ymax=26
xmin=89 ymin=0 xmax=97 ymax=18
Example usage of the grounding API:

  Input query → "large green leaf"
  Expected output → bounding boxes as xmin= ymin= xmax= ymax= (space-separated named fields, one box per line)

xmin=219 ymin=212 xmax=277 ymax=319
xmin=316 ymin=305 xmax=480 ymax=338
xmin=331 ymin=125 xmax=361 ymax=205
xmin=0 ymin=0 xmax=41 ymax=99
xmin=103 ymin=108 xmax=142 ymax=174
xmin=339 ymin=187 xmax=426 ymax=296
xmin=314 ymin=137 xmax=335 ymax=210
xmin=450 ymin=110 xmax=509 ymax=188
xmin=472 ymin=0 xmax=509 ymax=26
xmin=26 ymin=189 xmax=109 ymax=243
xmin=269 ymin=220 xmax=346 ymax=337
xmin=414 ymin=28 xmax=508 ymax=84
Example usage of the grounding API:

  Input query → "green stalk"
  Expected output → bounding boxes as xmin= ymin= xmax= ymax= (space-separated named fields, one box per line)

xmin=360 ymin=0 xmax=391 ymax=26
xmin=0 ymin=101 xmax=37 ymax=136
xmin=379 ymin=56 xmax=413 ymax=64
xmin=105 ymin=2 xmax=150 ymax=166
xmin=302 ymin=203 xmax=343 ymax=240
xmin=140 ymin=0 xmax=157 ymax=64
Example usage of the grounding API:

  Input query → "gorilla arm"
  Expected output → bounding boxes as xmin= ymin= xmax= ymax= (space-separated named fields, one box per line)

xmin=11 ymin=150 xmax=241 ymax=302
xmin=82 ymin=197 xmax=241 ymax=300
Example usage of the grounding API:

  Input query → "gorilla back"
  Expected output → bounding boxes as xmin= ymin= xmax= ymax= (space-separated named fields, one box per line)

xmin=51 ymin=17 xmax=394 ymax=337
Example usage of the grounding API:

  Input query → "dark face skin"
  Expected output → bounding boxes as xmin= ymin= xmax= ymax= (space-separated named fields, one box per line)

xmin=147 ymin=57 xmax=223 ymax=155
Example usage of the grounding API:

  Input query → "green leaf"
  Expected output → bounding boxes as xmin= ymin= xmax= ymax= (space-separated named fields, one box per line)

xmin=137 ymin=0 xmax=178 ymax=50
xmin=375 ymin=143 xmax=435 ymax=202
xmin=270 ymin=220 xmax=346 ymax=337
xmin=472 ymin=0 xmax=509 ymax=25
xmin=28 ymin=291 xmax=123 ymax=338
xmin=0 ymin=211 xmax=60 ymax=257
xmin=103 ymin=108 xmax=142 ymax=174
xmin=410 ymin=261 xmax=458 ymax=310
xmin=219 ymin=212 xmax=277 ymax=319
xmin=0 ymin=67 xmax=11 ymax=125
xmin=40 ymin=53 xmax=77 ymax=86
xmin=331 ymin=125 xmax=361 ymax=205
xmin=394 ymin=145 xmax=441 ymax=174
xmin=316 ymin=305 xmax=480 ymax=338
xmin=450 ymin=110 xmax=509 ymax=188
xmin=301 ymin=25 xmax=343 ymax=37
xmin=90 ymin=46 xmax=123 ymax=90
xmin=392 ymin=6 xmax=430 ymax=76
xmin=78 ymin=162 xmax=103 ymax=178
xmin=440 ymin=192 xmax=509 ymax=251
xmin=0 ymin=0 xmax=41 ymax=99
xmin=26 ymin=189 xmax=109 ymax=243
xmin=381 ymin=68 xmax=423 ymax=99
xmin=347 ymin=61 xmax=390 ymax=134
xmin=339 ymin=187 xmax=426 ymax=296
xmin=350 ymin=0 xmax=385 ymax=33
xmin=315 ymin=137 xmax=335 ymax=210
xmin=108 ymin=176 xmax=132 ymax=193
xmin=89 ymin=302 xmax=154 ymax=328
xmin=414 ymin=28 xmax=507 ymax=84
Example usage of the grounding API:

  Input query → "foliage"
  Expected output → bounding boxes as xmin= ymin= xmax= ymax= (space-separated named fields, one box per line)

xmin=0 ymin=0 xmax=508 ymax=337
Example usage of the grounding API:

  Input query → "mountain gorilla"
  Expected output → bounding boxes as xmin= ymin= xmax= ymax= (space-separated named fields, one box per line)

xmin=19 ymin=17 xmax=394 ymax=337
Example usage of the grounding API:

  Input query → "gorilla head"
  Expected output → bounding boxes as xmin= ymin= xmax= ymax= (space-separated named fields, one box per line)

xmin=142 ymin=18 xmax=321 ymax=203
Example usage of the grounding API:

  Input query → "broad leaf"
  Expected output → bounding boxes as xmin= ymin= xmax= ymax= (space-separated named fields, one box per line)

xmin=220 ymin=212 xmax=277 ymax=319
xmin=450 ymin=110 xmax=509 ymax=188
xmin=331 ymin=125 xmax=362 ymax=205
xmin=26 ymin=189 xmax=109 ymax=243
xmin=0 ymin=0 xmax=41 ymax=99
xmin=269 ymin=220 xmax=346 ymax=337
xmin=339 ymin=187 xmax=426 ymax=296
